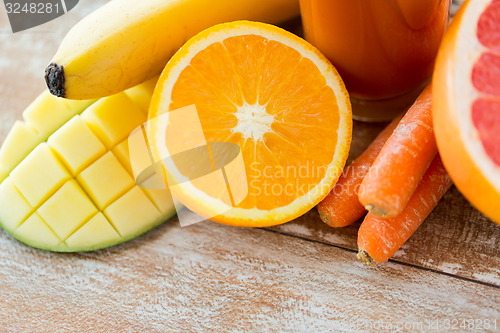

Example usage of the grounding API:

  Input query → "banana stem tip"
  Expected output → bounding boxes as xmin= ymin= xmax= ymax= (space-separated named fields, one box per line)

xmin=44 ymin=63 xmax=65 ymax=97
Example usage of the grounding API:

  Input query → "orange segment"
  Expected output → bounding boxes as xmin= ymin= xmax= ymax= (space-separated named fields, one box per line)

xmin=149 ymin=21 xmax=352 ymax=227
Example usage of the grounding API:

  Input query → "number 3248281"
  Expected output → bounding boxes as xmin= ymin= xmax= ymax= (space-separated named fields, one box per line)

xmin=5 ymin=2 xmax=62 ymax=14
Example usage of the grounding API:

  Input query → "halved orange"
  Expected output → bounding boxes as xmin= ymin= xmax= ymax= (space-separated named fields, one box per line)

xmin=433 ymin=0 xmax=500 ymax=224
xmin=148 ymin=21 xmax=352 ymax=227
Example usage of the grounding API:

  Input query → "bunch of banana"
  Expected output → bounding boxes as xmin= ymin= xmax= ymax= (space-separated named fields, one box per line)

xmin=45 ymin=0 xmax=300 ymax=99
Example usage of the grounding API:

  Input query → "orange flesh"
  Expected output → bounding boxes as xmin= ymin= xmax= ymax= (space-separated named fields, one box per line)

xmin=168 ymin=35 xmax=340 ymax=210
xmin=299 ymin=0 xmax=449 ymax=99
xmin=472 ymin=0 xmax=500 ymax=166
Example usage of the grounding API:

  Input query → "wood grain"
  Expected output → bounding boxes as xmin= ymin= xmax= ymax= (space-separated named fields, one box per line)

xmin=0 ymin=1 xmax=499 ymax=331
xmin=271 ymin=121 xmax=500 ymax=286
xmin=0 ymin=220 xmax=499 ymax=332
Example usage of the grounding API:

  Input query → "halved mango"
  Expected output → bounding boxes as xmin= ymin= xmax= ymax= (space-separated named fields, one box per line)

xmin=0 ymin=78 xmax=176 ymax=252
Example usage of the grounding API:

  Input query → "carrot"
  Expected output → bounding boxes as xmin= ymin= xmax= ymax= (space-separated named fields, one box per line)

xmin=358 ymin=83 xmax=437 ymax=218
xmin=317 ymin=114 xmax=404 ymax=227
xmin=357 ymin=154 xmax=452 ymax=265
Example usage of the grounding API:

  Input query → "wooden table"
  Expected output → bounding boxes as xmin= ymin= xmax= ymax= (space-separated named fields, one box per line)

xmin=0 ymin=2 xmax=499 ymax=331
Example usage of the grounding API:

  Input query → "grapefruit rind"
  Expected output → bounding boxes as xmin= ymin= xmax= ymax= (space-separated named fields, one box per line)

xmin=433 ymin=0 xmax=500 ymax=224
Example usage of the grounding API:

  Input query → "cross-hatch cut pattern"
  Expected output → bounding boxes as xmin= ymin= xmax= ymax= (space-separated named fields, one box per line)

xmin=0 ymin=89 xmax=175 ymax=251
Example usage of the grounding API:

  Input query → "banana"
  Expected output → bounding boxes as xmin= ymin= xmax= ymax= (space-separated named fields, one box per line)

xmin=45 ymin=0 xmax=300 ymax=100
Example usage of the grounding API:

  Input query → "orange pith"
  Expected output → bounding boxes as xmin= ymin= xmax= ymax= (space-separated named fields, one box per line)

xmin=149 ymin=21 xmax=352 ymax=226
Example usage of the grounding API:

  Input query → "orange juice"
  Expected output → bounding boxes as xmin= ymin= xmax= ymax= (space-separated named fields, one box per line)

xmin=300 ymin=0 xmax=450 ymax=121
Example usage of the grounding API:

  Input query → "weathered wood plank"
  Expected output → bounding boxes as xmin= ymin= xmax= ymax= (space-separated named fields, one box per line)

xmin=271 ymin=120 xmax=500 ymax=286
xmin=0 ymin=220 xmax=498 ymax=332
xmin=0 ymin=3 xmax=499 ymax=331
xmin=272 ymin=0 xmax=500 ymax=286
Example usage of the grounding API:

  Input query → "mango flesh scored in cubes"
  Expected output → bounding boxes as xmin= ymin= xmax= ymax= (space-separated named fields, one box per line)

xmin=48 ymin=115 xmax=106 ymax=175
xmin=82 ymin=93 xmax=147 ymax=149
xmin=104 ymin=186 xmax=162 ymax=239
xmin=38 ymin=179 xmax=98 ymax=240
xmin=15 ymin=213 xmax=63 ymax=251
xmin=124 ymin=76 xmax=158 ymax=113
xmin=0 ymin=91 xmax=95 ymax=183
xmin=0 ymin=80 xmax=177 ymax=252
xmin=112 ymin=140 xmax=133 ymax=176
xmin=0 ymin=178 xmax=33 ymax=230
xmin=77 ymin=151 xmax=135 ymax=210
xmin=10 ymin=143 xmax=71 ymax=207
xmin=145 ymin=187 xmax=176 ymax=216
xmin=0 ymin=121 xmax=40 ymax=183
xmin=65 ymin=213 xmax=120 ymax=251
xmin=23 ymin=92 xmax=95 ymax=138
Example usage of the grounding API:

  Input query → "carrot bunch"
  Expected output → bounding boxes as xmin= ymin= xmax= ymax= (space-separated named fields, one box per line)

xmin=318 ymin=84 xmax=453 ymax=265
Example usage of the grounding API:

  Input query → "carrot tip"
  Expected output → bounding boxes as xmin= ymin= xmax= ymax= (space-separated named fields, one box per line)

xmin=357 ymin=249 xmax=377 ymax=266
xmin=318 ymin=209 xmax=331 ymax=226
xmin=365 ymin=204 xmax=388 ymax=218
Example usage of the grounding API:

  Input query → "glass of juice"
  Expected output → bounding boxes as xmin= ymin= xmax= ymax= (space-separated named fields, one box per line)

xmin=300 ymin=0 xmax=450 ymax=121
